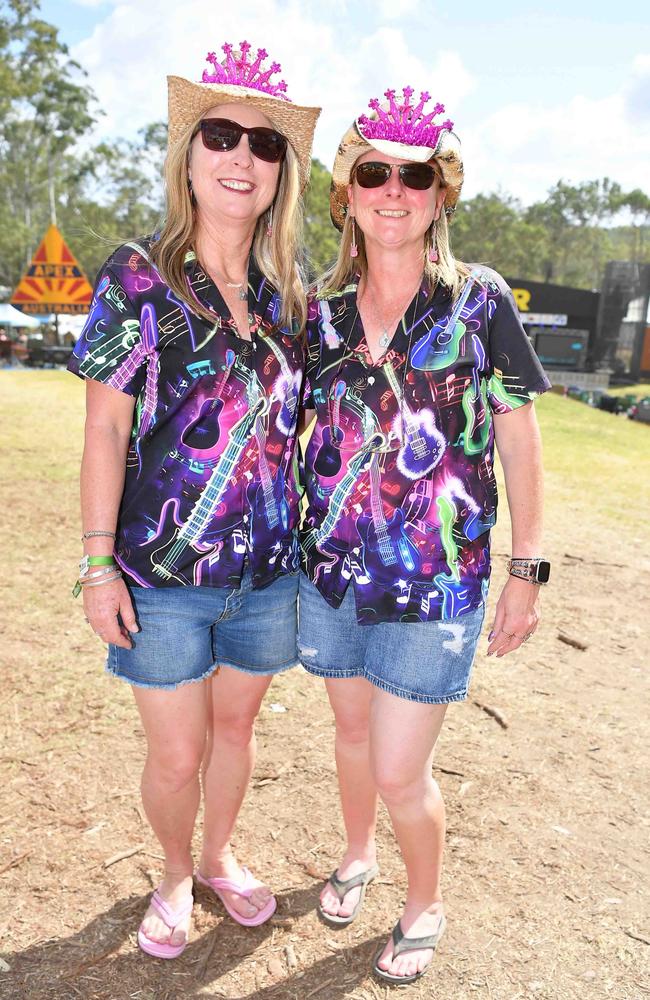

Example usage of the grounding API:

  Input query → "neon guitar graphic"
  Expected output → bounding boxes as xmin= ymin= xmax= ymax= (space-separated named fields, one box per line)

xmin=246 ymin=377 xmax=290 ymax=547
xmin=143 ymin=392 xmax=266 ymax=583
xmin=303 ymin=433 xmax=384 ymax=552
xmin=381 ymin=363 xmax=445 ymax=480
xmin=457 ymin=334 xmax=491 ymax=457
xmin=356 ymin=452 xmax=421 ymax=588
xmin=177 ymin=349 xmax=236 ymax=466
xmin=314 ymin=378 xmax=345 ymax=478
xmin=411 ymin=269 xmax=482 ymax=372
xmin=261 ymin=307 xmax=301 ymax=436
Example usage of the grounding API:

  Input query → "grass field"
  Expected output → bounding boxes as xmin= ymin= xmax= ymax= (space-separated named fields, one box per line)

xmin=1 ymin=371 xmax=649 ymax=1000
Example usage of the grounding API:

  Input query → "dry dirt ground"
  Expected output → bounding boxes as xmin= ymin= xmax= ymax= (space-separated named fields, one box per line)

xmin=1 ymin=371 xmax=649 ymax=1000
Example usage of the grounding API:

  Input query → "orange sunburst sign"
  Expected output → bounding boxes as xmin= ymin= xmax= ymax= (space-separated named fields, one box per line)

xmin=10 ymin=225 xmax=94 ymax=315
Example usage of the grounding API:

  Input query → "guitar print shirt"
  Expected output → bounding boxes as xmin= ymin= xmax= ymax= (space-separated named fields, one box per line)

xmin=69 ymin=237 xmax=303 ymax=590
xmin=301 ymin=267 xmax=551 ymax=624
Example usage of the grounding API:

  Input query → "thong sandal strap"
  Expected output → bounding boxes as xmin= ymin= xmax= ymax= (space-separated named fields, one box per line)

xmin=390 ymin=916 xmax=446 ymax=959
xmin=150 ymin=889 xmax=193 ymax=929
xmin=328 ymin=864 xmax=379 ymax=903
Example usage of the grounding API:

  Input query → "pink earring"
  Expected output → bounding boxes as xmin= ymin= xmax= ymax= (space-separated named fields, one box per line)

xmin=428 ymin=220 xmax=439 ymax=263
xmin=350 ymin=216 xmax=359 ymax=259
xmin=266 ymin=204 xmax=273 ymax=238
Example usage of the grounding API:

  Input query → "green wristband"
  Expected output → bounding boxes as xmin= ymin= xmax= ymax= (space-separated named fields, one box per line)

xmin=74 ymin=555 xmax=116 ymax=597
xmin=79 ymin=554 xmax=115 ymax=577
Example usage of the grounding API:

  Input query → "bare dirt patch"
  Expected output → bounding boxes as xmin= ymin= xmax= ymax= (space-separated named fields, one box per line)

xmin=1 ymin=372 xmax=649 ymax=1000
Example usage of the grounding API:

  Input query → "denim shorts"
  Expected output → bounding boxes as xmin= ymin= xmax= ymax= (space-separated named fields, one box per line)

xmin=298 ymin=573 xmax=485 ymax=704
xmin=107 ymin=566 xmax=299 ymax=690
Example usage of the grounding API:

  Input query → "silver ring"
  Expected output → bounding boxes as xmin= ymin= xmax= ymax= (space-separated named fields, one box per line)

xmin=523 ymin=633 xmax=533 ymax=642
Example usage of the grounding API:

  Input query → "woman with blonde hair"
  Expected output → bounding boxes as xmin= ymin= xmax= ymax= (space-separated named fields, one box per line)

xmin=299 ymin=87 xmax=551 ymax=984
xmin=69 ymin=41 xmax=319 ymax=958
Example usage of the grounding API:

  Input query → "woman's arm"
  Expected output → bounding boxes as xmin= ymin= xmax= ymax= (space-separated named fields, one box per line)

xmin=487 ymin=401 xmax=544 ymax=657
xmin=80 ymin=380 xmax=139 ymax=649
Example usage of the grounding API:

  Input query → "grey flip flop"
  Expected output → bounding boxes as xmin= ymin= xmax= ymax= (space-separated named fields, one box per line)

xmin=372 ymin=914 xmax=446 ymax=986
xmin=317 ymin=863 xmax=380 ymax=927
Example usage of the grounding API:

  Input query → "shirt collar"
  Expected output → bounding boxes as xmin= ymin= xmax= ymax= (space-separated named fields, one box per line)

xmin=183 ymin=250 xmax=278 ymax=332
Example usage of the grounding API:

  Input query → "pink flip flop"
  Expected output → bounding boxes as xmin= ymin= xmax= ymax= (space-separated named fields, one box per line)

xmin=137 ymin=888 xmax=193 ymax=959
xmin=195 ymin=866 xmax=277 ymax=927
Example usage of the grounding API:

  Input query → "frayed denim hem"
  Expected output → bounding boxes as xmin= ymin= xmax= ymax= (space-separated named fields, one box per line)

xmin=104 ymin=657 xmax=220 ymax=691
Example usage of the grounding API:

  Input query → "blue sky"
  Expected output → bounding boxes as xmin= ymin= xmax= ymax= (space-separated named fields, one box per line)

xmin=40 ymin=0 xmax=650 ymax=204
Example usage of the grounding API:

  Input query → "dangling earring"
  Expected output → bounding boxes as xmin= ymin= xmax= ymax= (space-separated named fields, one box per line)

xmin=187 ymin=176 xmax=196 ymax=207
xmin=266 ymin=204 xmax=273 ymax=238
xmin=350 ymin=216 xmax=359 ymax=259
xmin=428 ymin=219 xmax=439 ymax=263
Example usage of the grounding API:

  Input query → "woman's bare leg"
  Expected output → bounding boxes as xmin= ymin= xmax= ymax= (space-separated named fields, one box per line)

xmin=370 ymin=690 xmax=448 ymax=980
xmin=199 ymin=666 xmax=274 ymax=918
xmin=133 ymin=681 xmax=209 ymax=946
xmin=319 ymin=676 xmax=378 ymax=918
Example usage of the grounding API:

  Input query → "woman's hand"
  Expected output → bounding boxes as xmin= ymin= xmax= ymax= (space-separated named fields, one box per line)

xmin=82 ymin=577 xmax=139 ymax=649
xmin=487 ymin=575 xmax=541 ymax=657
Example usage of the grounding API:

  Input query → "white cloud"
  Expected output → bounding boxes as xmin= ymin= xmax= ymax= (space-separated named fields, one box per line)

xmin=73 ymin=5 xmax=649 ymax=207
xmin=462 ymin=55 xmax=650 ymax=203
xmin=377 ymin=0 xmax=423 ymax=20
xmin=72 ymin=2 xmax=474 ymax=172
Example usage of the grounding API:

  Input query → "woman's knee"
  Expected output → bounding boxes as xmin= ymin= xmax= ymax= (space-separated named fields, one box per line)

xmin=210 ymin=704 xmax=259 ymax=748
xmin=372 ymin=758 xmax=440 ymax=807
xmin=334 ymin=708 xmax=370 ymax=747
xmin=144 ymin=741 xmax=204 ymax=793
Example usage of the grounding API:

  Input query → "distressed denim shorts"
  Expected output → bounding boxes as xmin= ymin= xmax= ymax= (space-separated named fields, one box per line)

xmin=107 ymin=566 xmax=299 ymax=690
xmin=298 ymin=573 xmax=485 ymax=704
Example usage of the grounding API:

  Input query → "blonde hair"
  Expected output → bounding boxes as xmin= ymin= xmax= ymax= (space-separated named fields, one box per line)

xmin=318 ymin=160 xmax=469 ymax=301
xmin=150 ymin=117 xmax=307 ymax=333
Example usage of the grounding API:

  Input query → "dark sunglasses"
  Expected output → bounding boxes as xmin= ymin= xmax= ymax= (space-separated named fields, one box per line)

xmin=354 ymin=161 xmax=439 ymax=191
xmin=196 ymin=117 xmax=287 ymax=164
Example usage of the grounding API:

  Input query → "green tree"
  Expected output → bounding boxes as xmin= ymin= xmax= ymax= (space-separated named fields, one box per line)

xmin=57 ymin=124 xmax=167 ymax=282
xmin=0 ymin=0 xmax=97 ymax=288
xmin=525 ymin=178 xmax=621 ymax=287
xmin=303 ymin=158 xmax=340 ymax=277
xmin=451 ymin=191 xmax=549 ymax=279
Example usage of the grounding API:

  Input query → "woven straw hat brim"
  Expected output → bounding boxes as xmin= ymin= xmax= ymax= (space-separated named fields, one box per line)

xmin=329 ymin=121 xmax=464 ymax=231
xmin=167 ymin=76 xmax=321 ymax=191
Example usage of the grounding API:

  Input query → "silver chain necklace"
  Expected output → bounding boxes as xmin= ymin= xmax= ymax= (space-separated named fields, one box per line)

xmin=211 ymin=265 xmax=248 ymax=301
xmin=360 ymin=275 xmax=424 ymax=351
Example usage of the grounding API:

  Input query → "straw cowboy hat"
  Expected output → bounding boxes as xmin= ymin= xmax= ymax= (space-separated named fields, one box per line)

xmin=330 ymin=87 xmax=463 ymax=230
xmin=167 ymin=42 xmax=321 ymax=191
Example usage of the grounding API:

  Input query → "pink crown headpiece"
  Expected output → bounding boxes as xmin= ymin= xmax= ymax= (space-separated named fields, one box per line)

xmin=358 ymin=88 xmax=453 ymax=149
xmin=202 ymin=42 xmax=290 ymax=101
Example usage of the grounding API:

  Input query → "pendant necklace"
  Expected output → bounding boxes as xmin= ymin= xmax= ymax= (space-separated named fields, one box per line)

xmin=362 ymin=275 xmax=423 ymax=354
xmin=212 ymin=265 xmax=248 ymax=301
xmin=225 ymin=280 xmax=248 ymax=302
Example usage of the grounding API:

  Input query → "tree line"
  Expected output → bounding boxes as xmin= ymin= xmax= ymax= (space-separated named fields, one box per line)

xmin=2 ymin=0 xmax=649 ymax=297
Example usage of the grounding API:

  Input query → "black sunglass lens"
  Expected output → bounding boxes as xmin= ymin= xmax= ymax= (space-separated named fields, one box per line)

xmin=248 ymin=130 xmax=286 ymax=163
xmin=201 ymin=121 xmax=240 ymax=151
xmin=399 ymin=164 xmax=436 ymax=190
xmin=355 ymin=163 xmax=391 ymax=188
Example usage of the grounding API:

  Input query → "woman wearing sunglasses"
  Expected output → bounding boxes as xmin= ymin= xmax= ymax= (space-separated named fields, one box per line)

xmin=299 ymin=88 xmax=551 ymax=985
xmin=68 ymin=42 xmax=319 ymax=958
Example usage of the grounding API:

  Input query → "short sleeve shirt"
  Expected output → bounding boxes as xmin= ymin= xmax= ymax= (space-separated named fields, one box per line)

xmin=301 ymin=267 xmax=551 ymax=624
xmin=69 ymin=237 xmax=304 ymax=590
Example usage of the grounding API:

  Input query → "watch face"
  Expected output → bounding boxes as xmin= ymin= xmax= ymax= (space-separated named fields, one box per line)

xmin=536 ymin=560 xmax=551 ymax=583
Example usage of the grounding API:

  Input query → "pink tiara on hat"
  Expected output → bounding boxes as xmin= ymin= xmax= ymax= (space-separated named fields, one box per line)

xmin=202 ymin=41 xmax=290 ymax=101
xmin=358 ymin=87 xmax=453 ymax=148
